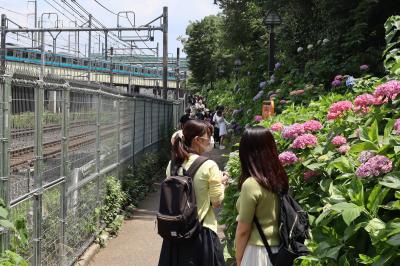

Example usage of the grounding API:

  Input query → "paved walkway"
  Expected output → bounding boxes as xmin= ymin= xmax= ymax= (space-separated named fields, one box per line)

xmin=89 ymin=148 xmax=229 ymax=266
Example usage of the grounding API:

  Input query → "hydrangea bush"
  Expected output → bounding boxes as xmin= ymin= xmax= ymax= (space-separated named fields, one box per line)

xmin=220 ymin=16 xmax=400 ymax=265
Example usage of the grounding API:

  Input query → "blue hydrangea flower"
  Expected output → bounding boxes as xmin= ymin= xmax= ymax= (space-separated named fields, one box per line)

xmin=346 ymin=76 xmax=355 ymax=87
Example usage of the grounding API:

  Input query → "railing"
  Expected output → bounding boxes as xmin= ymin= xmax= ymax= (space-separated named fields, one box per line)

xmin=0 ymin=72 xmax=183 ymax=265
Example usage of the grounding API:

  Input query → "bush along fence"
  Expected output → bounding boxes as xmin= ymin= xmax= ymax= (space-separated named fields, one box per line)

xmin=220 ymin=16 xmax=400 ymax=265
xmin=0 ymin=72 xmax=183 ymax=266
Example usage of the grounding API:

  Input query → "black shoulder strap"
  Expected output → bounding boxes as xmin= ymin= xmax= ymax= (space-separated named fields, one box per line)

xmin=254 ymin=216 xmax=274 ymax=259
xmin=185 ymin=156 xmax=208 ymax=178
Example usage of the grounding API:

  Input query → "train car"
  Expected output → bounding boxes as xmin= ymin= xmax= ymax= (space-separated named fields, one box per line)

xmin=5 ymin=47 xmax=177 ymax=80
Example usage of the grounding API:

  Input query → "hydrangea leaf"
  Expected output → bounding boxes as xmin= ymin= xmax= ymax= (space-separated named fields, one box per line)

xmin=379 ymin=174 xmax=400 ymax=189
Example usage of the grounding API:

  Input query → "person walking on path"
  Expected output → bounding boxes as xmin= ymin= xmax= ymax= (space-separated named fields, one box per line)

xmin=159 ymin=120 xmax=228 ymax=266
xmin=235 ymin=127 xmax=288 ymax=266
xmin=214 ymin=110 xmax=229 ymax=149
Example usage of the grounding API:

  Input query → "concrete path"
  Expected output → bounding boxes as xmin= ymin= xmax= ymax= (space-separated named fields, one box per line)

xmin=88 ymin=148 xmax=229 ymax=266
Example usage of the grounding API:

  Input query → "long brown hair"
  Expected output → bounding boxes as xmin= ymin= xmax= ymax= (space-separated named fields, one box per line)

xmin=238 ymin=126 xmax=289 ymax=193
xmin=172 ymin=119 xmax=213 ymax=167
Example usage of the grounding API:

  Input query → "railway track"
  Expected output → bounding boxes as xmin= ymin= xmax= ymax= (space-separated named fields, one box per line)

xmin=10 ymin=122 xmax=130 ymax=169
xmin=11 ymin=121 xmax=96 ymax=138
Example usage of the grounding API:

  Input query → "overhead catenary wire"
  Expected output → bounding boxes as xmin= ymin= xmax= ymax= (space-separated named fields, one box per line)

xmin=91 ymin=0 xmax=157 ymax=58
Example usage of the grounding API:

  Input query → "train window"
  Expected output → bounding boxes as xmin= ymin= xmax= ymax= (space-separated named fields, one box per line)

xmin=36 ymin=53 xmax=41 ymax=60
xmin=7 ymin=50 xmax=13 ymax=56
xmin=73 ymin=58 xmax=78 ymax=65
xmin=119 ymin=65 xmax=123 ymax=71
xmin=61 ymin=57 xmax=67 ymax=63
xmin=22 ymin=52 xmax=28 ymax=58
xmin=83 ymin=60 xmax=89 ymax=66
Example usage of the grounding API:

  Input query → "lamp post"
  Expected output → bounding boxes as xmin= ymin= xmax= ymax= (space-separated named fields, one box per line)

xmin=264 ymin=10 xmax=282 ymax=77
xmin=234 ymin=58 xmax=242 ymax=80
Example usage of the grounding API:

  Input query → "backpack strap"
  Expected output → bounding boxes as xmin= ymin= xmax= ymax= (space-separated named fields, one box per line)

xmin=254 ymin=216 xmax=275 ymax=261
xmin=185 ymin=156 xmax=209 ymax=178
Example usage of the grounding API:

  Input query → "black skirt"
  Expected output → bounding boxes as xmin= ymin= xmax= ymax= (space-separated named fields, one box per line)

xmin=158 ymin=227 xmax=225 ymax=266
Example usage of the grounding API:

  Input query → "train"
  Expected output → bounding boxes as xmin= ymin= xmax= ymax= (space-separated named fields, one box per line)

xmin=5 ymin=47 xmax=179 ymax=80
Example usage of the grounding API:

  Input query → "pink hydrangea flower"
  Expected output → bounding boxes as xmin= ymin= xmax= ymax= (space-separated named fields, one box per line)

xmin=278 ymin=151 xmax=299 ymax=166
xmin=271 ymin=122 xmax=284 ymax=132
xmin=281 ymin=123 xmax=305 ymax=139
xmin=331 ymin=135 xmax=347 ymax=146
xmin=292 ymin=134 xmax=318 ymax=149
xmin=360 ymin=64 xmax=369 ymax=71
xmin=338 ymin=144 xmax=350 ymax=154
xmin=356 ymin=155 xmax=392 ymax=178
xmin=289 ymin=89 xmax=305 ymax=96
xmin=373 ymin=80 xmax=400 ymax=102
xmin=304 ymin=170 xmax=318 ymax=181
xmin=254 ymin=115 xmax=263 ymax=122
xmin=395 ymin=119 xmax=400 ymax=135
xmin=327 ymin=101 xmax=353 ymax=120
xmin=303 ymin=120 xmax=323 ymax=132
xmin=354 ymin=93 xmax=378 ymax=111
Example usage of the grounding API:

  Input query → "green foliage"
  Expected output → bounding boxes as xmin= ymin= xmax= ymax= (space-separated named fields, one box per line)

xmin=184 ymin=15 xmax=225 ymax=85
xmin=384 ymin=16 xmax=400 ymax=76
xmin=122 ymin=152 xmax=165 ymax=206
xmin=96 ymin=176 xmax=127 ymax=236
xmin=0 ymin=200 xmax=28 ymax=265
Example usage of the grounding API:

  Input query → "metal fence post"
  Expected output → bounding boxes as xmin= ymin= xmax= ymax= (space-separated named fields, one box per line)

xmin=96 ymin=92 xmax=101 ymax=205
xmin=143 ymin=100 xmax=146 ymax=151
xmin=0 ymin=74 xmax=11 ymax=251
xmin=116 ymin=96 xmax=120 ymax=178
xmin=132 ymin=99 xmax=136 ymax=165
xmin=59 ymin=85 xmax=70 ymax=265
xmin=150 ymin=100 xmax=153 ymax=148
xmin=33 ymin=79 xmax=44 ymax=266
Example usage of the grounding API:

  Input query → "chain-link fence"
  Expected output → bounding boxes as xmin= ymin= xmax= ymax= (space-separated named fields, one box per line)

xmin=0 ymin=73 xmax=183 ymax=265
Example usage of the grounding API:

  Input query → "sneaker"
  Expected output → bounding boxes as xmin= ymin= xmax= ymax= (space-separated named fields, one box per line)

xmin=219 ymin=145 xmax=225 ymax=150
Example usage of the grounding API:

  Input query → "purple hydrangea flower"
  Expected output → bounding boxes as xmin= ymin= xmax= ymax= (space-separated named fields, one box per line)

xmin=356 ymin=155 xmax=392 ymax=178
xmin=332 ymin=79 xmax=342 ymax=87
xmin=358 ymin=151 xmax=375 ymax=163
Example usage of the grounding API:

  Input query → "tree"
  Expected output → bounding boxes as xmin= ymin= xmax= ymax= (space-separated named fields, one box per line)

xmin=184 ymin=15 xmax=225 ymax=85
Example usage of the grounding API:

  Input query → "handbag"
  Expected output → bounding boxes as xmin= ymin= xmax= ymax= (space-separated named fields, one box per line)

xmin=254 ymin=217 xmax=297 ymax=266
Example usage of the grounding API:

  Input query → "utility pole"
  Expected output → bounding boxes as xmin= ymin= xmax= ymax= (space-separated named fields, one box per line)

xmin=110 ymin=47 xmax=114 ymax=87
xmin=175 ymin=47 xmax=180 ymax=100
xmin=88 ymin=14 xmax=92 ymax=82
xmin=162 ymin=6 xmax=168 ymax=99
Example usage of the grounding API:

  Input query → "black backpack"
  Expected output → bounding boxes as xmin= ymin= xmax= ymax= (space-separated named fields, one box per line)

xmin=157 ymin=156 xmax=208 ymax=242
xmin=254 ymin=191 xmax=310 ymax=266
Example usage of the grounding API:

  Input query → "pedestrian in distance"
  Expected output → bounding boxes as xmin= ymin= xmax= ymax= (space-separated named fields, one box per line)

xmin=158 ymin=119 xmax=228 ymax=266
xmin=214 ymin=110 xmax=229 ymax=149
xmin=235 ymin=127 xmax=289 ymax=266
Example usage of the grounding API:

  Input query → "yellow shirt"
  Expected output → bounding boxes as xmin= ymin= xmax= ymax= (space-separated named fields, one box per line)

xmin=236 ymin=177 xmax=280 ymax=246
xmin=165 ymin=154 xmax=224 ymax=234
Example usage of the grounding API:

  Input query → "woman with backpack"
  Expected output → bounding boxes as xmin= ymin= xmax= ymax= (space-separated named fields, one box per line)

xmin=158 ymin=119 xmax=228 ymax=266
xmin=235 ymin=126 xmax=289 ymax=266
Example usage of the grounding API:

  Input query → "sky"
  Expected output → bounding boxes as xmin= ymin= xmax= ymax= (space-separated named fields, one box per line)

xmin=0 ymin=0 xmax=221 ymax=58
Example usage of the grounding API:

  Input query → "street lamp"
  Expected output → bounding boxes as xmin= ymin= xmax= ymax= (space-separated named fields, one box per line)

xmin=264 ymin=10 xmax=282 ymax=77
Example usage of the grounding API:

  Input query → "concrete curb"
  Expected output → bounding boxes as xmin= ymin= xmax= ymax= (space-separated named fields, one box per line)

xmin=74 ymin=233 xmax=110 ymax=266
